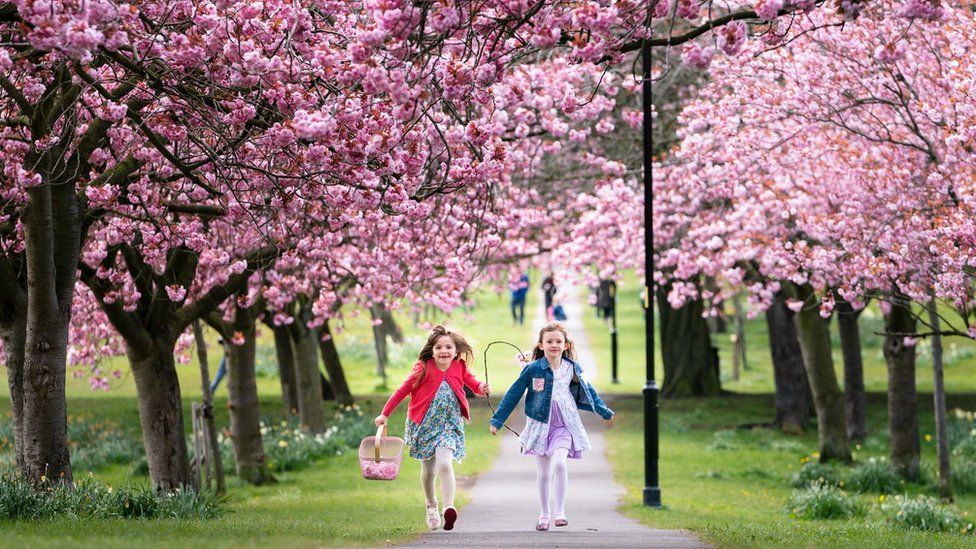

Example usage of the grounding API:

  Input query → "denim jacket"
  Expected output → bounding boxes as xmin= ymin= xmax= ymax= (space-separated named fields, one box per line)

xmin=490 ymin=356 xmax=613 ymax=429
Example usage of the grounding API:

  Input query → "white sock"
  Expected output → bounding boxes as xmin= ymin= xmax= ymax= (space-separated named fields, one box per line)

xmin=536 ymin=454 xmax=552 ymax=517
xmin=552 ymin=448 xmax=569 ymax=516
xmin=435 ymin=447 xmax=456 ymax=508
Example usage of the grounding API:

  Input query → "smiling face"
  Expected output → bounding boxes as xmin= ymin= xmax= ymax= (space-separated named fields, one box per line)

xmin=539 ymin=329 xmax=567 ymax=361
xmin=432 ymin=335 xmax=457 ymax=367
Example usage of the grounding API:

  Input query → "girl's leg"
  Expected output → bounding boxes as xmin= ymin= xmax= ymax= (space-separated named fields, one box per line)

xmin=420 ymin=456 xmax=437 ymax=505
xmin=434 ymin=447 xmax=456 ymax=508
xmin=551 ymin=448 xmax=570 ymax=518
xmin=536 ymin=454 xmax=552 ymax=517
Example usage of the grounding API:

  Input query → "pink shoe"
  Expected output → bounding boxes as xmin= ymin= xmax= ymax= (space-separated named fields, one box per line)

xmin=535 ymin=516 xmax=550 ymax=531
xmin=443 ymin=506 xmax=458 ymax=531
xmin=554 ymin=514 xmax=568 ymax=527
xmin=425 ymin=502 xmax=441 ymax=530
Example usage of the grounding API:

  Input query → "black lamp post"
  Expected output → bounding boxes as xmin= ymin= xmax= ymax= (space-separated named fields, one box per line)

xmin=642 ymin=34 xmax=662 ymax=508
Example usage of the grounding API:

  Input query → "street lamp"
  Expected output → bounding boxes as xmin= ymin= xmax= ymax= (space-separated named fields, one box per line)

xmin=642 ymin=34 xmax=662 ymax=508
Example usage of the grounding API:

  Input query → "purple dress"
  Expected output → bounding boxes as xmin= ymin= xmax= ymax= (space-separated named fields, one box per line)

xmin=520 ymin=360 xmax=590 ymax=459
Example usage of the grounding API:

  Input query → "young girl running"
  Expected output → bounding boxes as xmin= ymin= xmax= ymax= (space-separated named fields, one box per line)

xmin=489 ymin=323 xmax=614 ymax=531
xmin=375 ymin=325 xmax=490 ymax=531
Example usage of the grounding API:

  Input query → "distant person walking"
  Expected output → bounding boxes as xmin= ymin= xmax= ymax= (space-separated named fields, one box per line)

xmin=541 ymin=274 xmax=556 ymax=320
xmin=510 ymin=272 xmax=530 ymax=325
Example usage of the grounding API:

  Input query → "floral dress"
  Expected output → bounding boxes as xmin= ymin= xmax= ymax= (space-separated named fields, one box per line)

xmin=404 ymin=379 xmax=466 ymax=462
xmin=519 ymin=360 xmax=591 ymax=459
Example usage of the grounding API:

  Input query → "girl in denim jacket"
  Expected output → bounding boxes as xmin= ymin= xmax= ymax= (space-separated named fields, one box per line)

xmin=489 ymin=323 xmax=614 ymax=531
xmin=375 ymin=326 xmax=490 ymax=531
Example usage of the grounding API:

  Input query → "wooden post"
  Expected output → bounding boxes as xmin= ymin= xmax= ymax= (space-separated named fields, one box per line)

xmin=193 ymin=320 xmax=226 ymax=494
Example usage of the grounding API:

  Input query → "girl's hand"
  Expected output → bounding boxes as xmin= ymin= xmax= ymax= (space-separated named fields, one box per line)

xmin=490 ymin=426 xmax=498 ymax=436
xmin=374 ymin=414 xmax=388 ymax=427
xmin=481 ymin=383 xmax=491 ymax=396
xmin=606 ymin=415 xmax=616 ymax=428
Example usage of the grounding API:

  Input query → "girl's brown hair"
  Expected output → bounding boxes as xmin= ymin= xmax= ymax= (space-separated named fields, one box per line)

xmin=532 ymin=322 xmax=577 ymax=361
xmin=412 ymin=325 xmax=475 ymax=388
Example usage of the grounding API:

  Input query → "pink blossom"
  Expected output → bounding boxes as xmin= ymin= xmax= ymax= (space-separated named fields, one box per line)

xmin=754 ymin=0 xmax=784 ymax=21
xmin=717 ymin=21 xmax=747 ymax=56
xmin=165 ymin=284 xmax=187 ymax=302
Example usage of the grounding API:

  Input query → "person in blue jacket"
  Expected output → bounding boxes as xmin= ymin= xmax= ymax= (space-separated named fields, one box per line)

xmin=489 ymin=323 xmax=614 ymax=532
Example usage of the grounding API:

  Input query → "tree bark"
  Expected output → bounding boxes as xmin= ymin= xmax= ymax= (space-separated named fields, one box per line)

xmin=192 ymin=321 xmax=225 ymax=494
xmin=270 ymin=322 xmax=299 ymax=414
xmin=883 ymin=299 xmax=921 ymax=481
xmin=765 ymin=292 xmax=811 ymax=434
xmin=835 ymin=299 xmax=868 ymax=442
xmin=731 ymin=293 xmax=747 ymax=380
xmin=926 ymin=295 xmax=952 ymax=500
xmin=370 ymin=304 xmax=389 ymax=383
xmin=657 ymin=285 xmax=721 ymax=398
xmin=127 ymin=339 xmax=192 ymax=491
xmin=218 ymin=303 xmax=274 ymax=485
xmin=378 ymin=304 xmax=404 ymax=344
xmin=22 ymin=175 xmax=80 ymax=484
xmin=1 ymin=308 xmax=27 ymax=473
xmin=790 ymin=284 xmax=851 ymax=462
xmin=290 ymin=324 xmax=327 ymax=433
xmin=319 ymin=321 xmax=354 ymax=405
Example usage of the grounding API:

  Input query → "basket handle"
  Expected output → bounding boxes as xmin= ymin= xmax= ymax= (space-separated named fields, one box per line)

xmin=374 ymin=424 xmax=387 ymax=461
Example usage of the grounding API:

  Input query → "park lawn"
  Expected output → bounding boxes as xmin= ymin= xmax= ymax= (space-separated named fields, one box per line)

xmin=0 ymin=282 xmax=537 ymax=547
xmin=579 ymin=271 xmax=976 ymax=546
xmin=0 ymin=395 xmax=500 ymax=548
xmin=604 ymin=394 xmax=976 ymax=548
xmin=581 ymin=271 xmax=976 ymax=395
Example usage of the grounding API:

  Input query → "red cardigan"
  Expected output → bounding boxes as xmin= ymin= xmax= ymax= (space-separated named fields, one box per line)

xmin=382 ymin=359 xmax=486 ymax=424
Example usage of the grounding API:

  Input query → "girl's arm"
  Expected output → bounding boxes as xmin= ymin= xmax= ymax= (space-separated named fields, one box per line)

xmin=380 ymin=362 xmax=424 ymax=418
xmin=585 ymin=381 xmax=614 ymax=420
xmin=460 ymin=361 xmax=488 ymax=396
xmin=489 ymin=367 xmax=531 ymax=429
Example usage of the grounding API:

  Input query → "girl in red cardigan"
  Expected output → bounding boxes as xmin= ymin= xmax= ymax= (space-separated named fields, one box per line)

xmin=375 ymin=325 xmax=490 ymax=531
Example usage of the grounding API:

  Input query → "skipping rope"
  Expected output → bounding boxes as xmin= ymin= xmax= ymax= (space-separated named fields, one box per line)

xmin=481 ymin=340 xmax=526 ymax=437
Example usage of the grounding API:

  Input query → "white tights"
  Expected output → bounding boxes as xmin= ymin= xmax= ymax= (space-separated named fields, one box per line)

xmin=535 ymin=447 xmax=569 ymax=518
xmin=420 ymin=447 xmax=456 ymax=507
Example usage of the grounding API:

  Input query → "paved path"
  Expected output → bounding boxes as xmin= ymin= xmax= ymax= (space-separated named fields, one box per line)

xmin=394 ymin=282 xmax=706 ymax=548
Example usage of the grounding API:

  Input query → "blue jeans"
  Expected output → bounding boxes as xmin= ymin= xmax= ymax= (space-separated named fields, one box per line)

xmin=210 ymin=356 xmax=227 ymax=393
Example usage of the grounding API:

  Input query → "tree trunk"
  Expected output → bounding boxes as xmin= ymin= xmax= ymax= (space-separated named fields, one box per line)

xmin=732 ymin=293 xmax=747 ymax=380
xmin=192 ymin=321 xmax=225 ymax=494
xmin=223 ymin=306 xmax=274 ymax=485
xmin=22 ymin=178 xmax=81 ymax=484
xmin=271 ymin=323 xmax=299 ymax=415
xmin=927 ymin=295 xmax=952 ymax=500
xmin=127 ymin=340 xmax=192 ymax=491
xmin=835 ymin=300 xmax=868 ymax=442
xmin=657 ymin=286 xmax=721 ymax=398
xmin=378 ymin=304 xmax=404 ymax=344
xmin=765 ymin=292 xmax=811 ymax=434
xmin=790 ymin=284 xmax=851 ymax=462
xmin=370 ymin=304 xmax=388 ymax=383
xmin=290 ymin=325 xmax=327 ymax=433
xmin=319 ymin=321 xmax=354 ymax=405
xmin=1 ymin=311 xmax=27 ymax=473
xmin=883 ymin=299 xmax=920 ymax=481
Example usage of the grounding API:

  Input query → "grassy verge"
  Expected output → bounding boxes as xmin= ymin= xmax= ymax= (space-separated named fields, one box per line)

xmin=0 ymin=282 xmax=536 ymax=547
xmin=603 ymin=394 xmax=976 ymax=548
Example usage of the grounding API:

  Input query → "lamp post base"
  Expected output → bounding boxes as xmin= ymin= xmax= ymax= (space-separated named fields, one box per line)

xmin=643 ymin=487 xmax=662 ymax=508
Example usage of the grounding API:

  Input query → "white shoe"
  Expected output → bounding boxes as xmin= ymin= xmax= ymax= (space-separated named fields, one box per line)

xmin=425 ymin=502 xmax=441 ymax=530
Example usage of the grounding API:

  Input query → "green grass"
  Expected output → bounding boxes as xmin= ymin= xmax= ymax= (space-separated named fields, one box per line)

xmin=604 ymin=394 xmax=976 ymax=548
xmin=582 ymin=271 xmax=976 ymax=395
xmin=0 ymin=282 xmax=539 ymax=547
xmin=579 ymin=270 xmax=976 ymax=546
